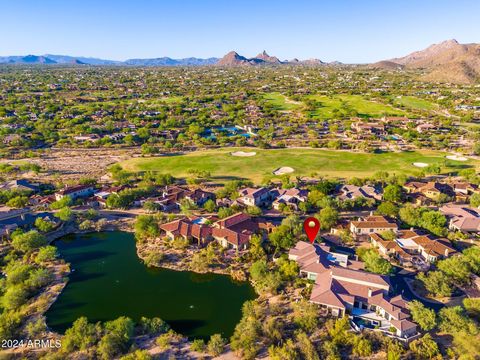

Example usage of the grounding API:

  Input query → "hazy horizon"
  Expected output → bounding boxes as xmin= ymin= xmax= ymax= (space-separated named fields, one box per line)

xmin=2 ymin=0 xmax=479 ymax=63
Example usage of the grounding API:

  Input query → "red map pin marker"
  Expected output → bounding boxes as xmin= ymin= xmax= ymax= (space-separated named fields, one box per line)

xmin=304 ymin=217 xmax=320 ymax=243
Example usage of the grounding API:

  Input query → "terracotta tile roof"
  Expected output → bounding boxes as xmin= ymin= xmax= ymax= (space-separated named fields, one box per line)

xmin=397 ymin=229 xmax=421 ymax=239
xmin=404 ymin=181 xmax=427 ymax=190
xmin=215 ymin=212 xmax=252 ymax=229
xmin=369 ymin=233 xmax=399 ymax=250
xmin=391 ymin=319 xmax=417 ymax=331
xmin=417 ymin=238 xmax=456 ymax=257
xmin=290 ymin=241 xmax=416 ymax=334
xmin=239 ymin=187 xmax=270 ymax=198
xmin=56 ymin=184 xmax=93 ymax=195
xmin=160 ymin=219 xmax=212 ymax=240
xmin=331 ymin=267 xmax=390 ymax=289
xmin=311 ymin=289 xmax=345 ymax=308
xmin=212 ymin=227 xmax=251 ymax=247
xmin=351 ymin=217 xmax=398 ymax=229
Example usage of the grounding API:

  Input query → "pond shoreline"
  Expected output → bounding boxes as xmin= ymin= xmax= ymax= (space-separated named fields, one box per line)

xmin=45 ymin=229 xmax=256 ymax=340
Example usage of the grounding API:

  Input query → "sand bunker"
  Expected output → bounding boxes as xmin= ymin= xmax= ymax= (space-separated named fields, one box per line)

xmin=231 ymin=151 xmax=256 ymax=157
xmin=446 ymin=155 xmax=467 ymax=161
xmin=273 ymin=166 xmax=295 ymax=175
xmin=413 ymin=162 xmax=429 ymax=168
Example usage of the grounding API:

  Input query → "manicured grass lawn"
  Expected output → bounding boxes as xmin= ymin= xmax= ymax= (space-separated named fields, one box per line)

xmin=263 ymin=92 xmax=303 ymax=111
xmin=121 ymin=148 xmax=477 ymax=183
xmin=393 ymin=96 xmax=438 ymax=111
xmin=306 ymin=94 xmax=406 ymax=119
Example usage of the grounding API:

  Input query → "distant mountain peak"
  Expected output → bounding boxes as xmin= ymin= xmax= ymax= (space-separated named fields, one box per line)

xmin=217 ymin=51 xmax=250 ymax=66
xmin=254 ymin=50 xmax=281 ymax=63
xmin=20 ymin=55 xmax=56 ymax=64
xmin=379 ymin=39 xmax=480 ymax=84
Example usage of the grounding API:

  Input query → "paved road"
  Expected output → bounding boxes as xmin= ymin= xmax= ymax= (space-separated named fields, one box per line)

xmin=389 ymin=268 xmax=445 ymax=311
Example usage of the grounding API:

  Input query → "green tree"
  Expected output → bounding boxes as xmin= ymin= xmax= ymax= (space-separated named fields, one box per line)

xmin=268 ymin=339 xmax=298 ymax=360
xmin=207 ymin=334 xmax=226 ymax=357
xmin=417 ymin=271 xmax=453 ymax=297
xmin=1 ymin=285 xmax=29 ymax=309
xmin=409 ymin=334 xmax=440 ymax=359
xmin=386 ymin=339 xmax=404 ymax=360
xmin=463 ymin=298 xmax=480 ymax=321
xmin=119 ymin=350 xmax=152 ymax=360
xmin=296 ymin=331 xmax=319 ymax=360
xmin=439 ymin=306 xmax=478 ymax=335
xmin=230 ymin=301 xmax=262 ymax=359
xmin=11 ymin=230 xmax=47 ymax=253
xmin=97 ymin=333 xmax=123 ymax=360
xmin=437 ymin=256 xmax=472 ymax=286
xmin=25 ymin=318 xmax=46 ymax=337
xmin=246 ymin=205 xmax=262 ymax=216
xmin=55 ymin=207 xmax=73 ymax=222
xmin=139 ymin=317 xmax=169 ymax=335
xmin=34 ymin=217 xmax=55 ymax=232
xmin=356 ymin=248 xmax=392 ymax=274
xmin=376 ymin=201 xmax=399 ymax=217
xmin=218 ymin=206 xmax=236 ymax=218
xmin=316 ymin=206 xmax=338 ymax=230
xmin=292 ymin=300 xmax=319 ymax=333
xmin=190 ymin=339 xmax=206 ymax=353
xmin=6 ymin=195 xmax=29 ymax=208
xmin=352 ymin=335 xmax=373 ymax=357
xmin=408 ymin=300 xmax=436 ymax=331
xmin=62 ymin=317 xmax=100 ymax=353
xmin=249 ymin=260 xmax=282 ymax=294
xmin=277 ymin=257 xmax=299 ymax=281
xmin=383 ymin=184 xmax=403 ymax=203
xmin=49 ymin=196 xmax=72 ymax=210
xmin=470 ymin=193 xmax=480 ymax=207
xmin=143 ymin=201 xmax=160 ymax=213
xmin=0 ymin=311 xmax=23 ymax=340
xmin=134 ymin=215 xmax=160 ymax=241
xmin=203 ymin=199 xmax=216 ymax=212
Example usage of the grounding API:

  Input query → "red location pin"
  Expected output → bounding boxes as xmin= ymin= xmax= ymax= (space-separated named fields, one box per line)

xmin=304 ymin=217 xmax=320 ymax=243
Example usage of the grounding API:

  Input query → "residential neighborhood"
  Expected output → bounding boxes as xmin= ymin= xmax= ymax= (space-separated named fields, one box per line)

xmin=2 ymin=3 xmax=480 ymax=357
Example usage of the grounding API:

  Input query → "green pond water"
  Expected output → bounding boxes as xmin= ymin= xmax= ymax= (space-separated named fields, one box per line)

xmin=45 ymin=231 xmax=256 ymax=339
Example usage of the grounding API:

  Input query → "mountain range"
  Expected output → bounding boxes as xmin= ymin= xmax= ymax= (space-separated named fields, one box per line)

xmin=0 ymin=50 xmax=327 ymax=67
xmin=1 ymin=40 xmax=480 ymax=83
xmin=0 ymin=54 xmax=217 ymax=66
xmin=216 ymin=50 xmax=326 ymax=66
xmin=374 ymin=39 xmax=480 ymax=83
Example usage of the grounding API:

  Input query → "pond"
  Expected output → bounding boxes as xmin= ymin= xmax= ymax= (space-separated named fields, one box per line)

xmin=45 ymin=231 xmax=256 ymax=339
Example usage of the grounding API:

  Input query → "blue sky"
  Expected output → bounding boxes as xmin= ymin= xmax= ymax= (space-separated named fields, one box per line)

xmin=1 ymin=0 xmax=479 ymax=63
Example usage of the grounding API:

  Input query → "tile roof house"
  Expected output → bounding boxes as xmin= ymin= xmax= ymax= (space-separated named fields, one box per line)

xmin=350 ymin=215 xmax=398 ymax=238
xmin=440 ymin=204 xmax=480 ymax=233
xmin=54 ymin=185 xmax=95 ymax=201
xmin=152 ymin=186 xmax=215 ymax=208
xmin=337 ymin=184 xmax=382 ymax=201
xmin=369 ymin=233 xmax=412 ymax=264
xmin=0 ymin=179 xmax=40 ymax=193
xmin=289 ymin=241 xmax=418 ymax=340
xmin=271 ymin=188 xmax=308 ymax=210
xmin=212 ymin=212 xmax=260 ymax=250
xmin=351 ymin=121 xmax=387 ymax=136
xmin=403 ymin=181 xmax=454 ymax=200
xmin=370 ymin=229 xmax=456 ymax=263
xmin=451 ymin=182 xmax=478 ymax=195
xmin=184 ymin=188 xmax=216 ymax=207
xmin=159 ymin=217 xmax=213 ymax=246
xmin=237 ymin=187 xmax=272 ymax=207
xmin=159 ymin=212 xmax=270 ymax=250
